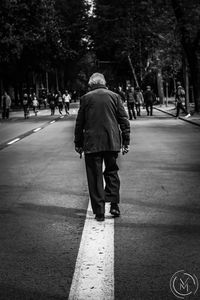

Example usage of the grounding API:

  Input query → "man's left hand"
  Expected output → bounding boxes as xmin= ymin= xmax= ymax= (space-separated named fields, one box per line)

xmin=75 ymin=147 xmax=83 ymax=158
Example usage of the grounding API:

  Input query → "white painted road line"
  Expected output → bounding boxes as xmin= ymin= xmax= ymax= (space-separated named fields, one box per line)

xmin=68 ymin=202 xmax=114 ymax=300
xmin=33 ymin=127 xmax=42 ymax=132
xmin=7 ymin=138 xmax=20 ymax=145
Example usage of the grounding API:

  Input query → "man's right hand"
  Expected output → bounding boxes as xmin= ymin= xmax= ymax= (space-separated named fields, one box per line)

xmin=122 ymin=145 xmax=129 ymax=155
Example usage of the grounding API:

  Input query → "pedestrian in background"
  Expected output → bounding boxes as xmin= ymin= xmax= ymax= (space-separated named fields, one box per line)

xmin=126 ymin=85 xmax=137 ymax=120
xmin=63 ymin=90 xmax=71 ymax=115
xmin=175 ymin=82 xmax=191 ymax=119
xmin=48 ymin=92 xmax=56 ymax=115
xmin=57 ymin=91 xmax=63 ymax=115
xmin=22 ymin=93 xmax=29 ymax=119
xmin=1 ymin=91 xmax=11 ymax=119
xmin=117 ymin=86 xmax=126 ymax=102
xmin=134 ymin=87 xmax=144 ymax=116
xmin=143 ymin=86 xmax=156 ymax=116
xmin=74 ymin=73 xmax=130 ymax=222
xmin=41 ymin=89 xmax=47 ymax=109
xmin=71 ymin=90 xmax=78 ymax=102
xmin=32 ymin=93 xmax=39 ymax=116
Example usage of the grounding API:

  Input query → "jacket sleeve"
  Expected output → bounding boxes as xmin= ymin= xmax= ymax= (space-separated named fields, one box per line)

xmin=117 ymin=97 xmax=130 ymax=146
xmin=74 ymin=98 xmax=85 ymax=147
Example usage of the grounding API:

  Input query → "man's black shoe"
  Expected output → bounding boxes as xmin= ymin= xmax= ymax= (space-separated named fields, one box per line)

xmin=110 ymin=204 xmax=120 ymax=217
xmin=95 ymin=214 xmax=105 ymax=222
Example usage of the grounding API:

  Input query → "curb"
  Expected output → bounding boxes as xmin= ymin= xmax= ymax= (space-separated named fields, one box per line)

xmin=154 ymin=106 xmax=200 ymax=128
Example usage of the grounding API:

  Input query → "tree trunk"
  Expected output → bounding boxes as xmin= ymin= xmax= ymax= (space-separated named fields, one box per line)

xmin=183 ymin=47 xmax=200 ymax=112
xmin=127 ymin=55 xmax=139 ymax=87
xmin=60 ymin=68 xmax=65 ymax=91
xmin=0 ymin=77 xmax=3 ymax=106
xmin=157 ymin=68 xmax=164 ymax=105
xmin=171 ymin=0 xmax=200 ymax=112
xmin=183 ymin=55 xmax=190 ymax=111
xmin=55 ymin=69 xmax=59 ymax=91
xmin=189 ymin=52 xmax=200 ymax=112
xmin=46 ymin=72 xmax=49 ymax=93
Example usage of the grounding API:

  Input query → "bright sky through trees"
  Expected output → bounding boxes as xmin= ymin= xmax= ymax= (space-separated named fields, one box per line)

xmin=85 ymin=0 xmax=94 ymax=16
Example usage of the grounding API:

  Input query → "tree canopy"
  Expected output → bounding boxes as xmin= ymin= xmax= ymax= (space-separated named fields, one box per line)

xmin=0 ymin=0 xmax=199 ymax=110
xmin=87 ymin=0 xmax=200 ymax=110
xmin=0 ymin=0 xmax=88 ymax=95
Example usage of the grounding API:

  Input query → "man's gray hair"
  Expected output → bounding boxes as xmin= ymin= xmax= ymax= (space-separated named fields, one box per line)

xmin=88 ymin=73 xmax=106 ymax=86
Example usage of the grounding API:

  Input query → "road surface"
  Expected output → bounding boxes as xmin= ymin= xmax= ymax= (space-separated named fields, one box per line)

xmin=0 ymin=106 xmax=200 ymax=299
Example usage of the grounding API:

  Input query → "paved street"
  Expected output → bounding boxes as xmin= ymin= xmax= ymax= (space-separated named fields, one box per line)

xmin=115 ymin=110 xmax=200 ymax=299
xmin=0 ymin=105 xmax=200 ymax=299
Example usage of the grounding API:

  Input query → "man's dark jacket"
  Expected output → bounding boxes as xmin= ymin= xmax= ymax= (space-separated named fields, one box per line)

xmin=74 ymin=84 xmax=130 ymax=154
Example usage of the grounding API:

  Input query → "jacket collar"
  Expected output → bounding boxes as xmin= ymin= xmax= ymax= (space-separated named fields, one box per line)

xmin=90 ymin=84 xmax=107 ymax=91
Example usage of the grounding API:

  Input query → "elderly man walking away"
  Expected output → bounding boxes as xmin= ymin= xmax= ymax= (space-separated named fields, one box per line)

xmin=74 ymin=73 xmax=130 ymax=221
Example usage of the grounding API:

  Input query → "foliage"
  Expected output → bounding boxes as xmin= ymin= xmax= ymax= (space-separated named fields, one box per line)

xmin=89 ymin=0 xmax=180 ymax=86
xmin=0 ymin=0 xmax=88 ymax=91
xmin=170 ymin=0 xmax=200 ymax=110
xmin=0 ymin=0 xmax=199 ymax=109
xmin=88 ymin=0 xmax=200 ymax=110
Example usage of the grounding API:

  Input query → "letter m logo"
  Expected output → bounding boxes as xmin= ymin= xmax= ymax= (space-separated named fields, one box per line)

xmin=180 ymin=278 xmax=189 ymax=292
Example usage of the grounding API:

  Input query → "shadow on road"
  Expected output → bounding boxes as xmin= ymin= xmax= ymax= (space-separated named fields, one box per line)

xmin=16 ymin=202 xmax=87 ymax=219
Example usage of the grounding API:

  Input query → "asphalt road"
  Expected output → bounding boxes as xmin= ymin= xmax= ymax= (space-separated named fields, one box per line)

xmin=115 ymin=112 xmax=200 ymax=299
xmin=0 ymin=109 xmax=88 ymax=299
xmin=0 ymin=107 xmax=200 ymax=300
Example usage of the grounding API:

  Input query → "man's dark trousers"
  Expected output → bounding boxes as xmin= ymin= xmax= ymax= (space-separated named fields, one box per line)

xmin=85 ymin=151 xmax=120 ymax=215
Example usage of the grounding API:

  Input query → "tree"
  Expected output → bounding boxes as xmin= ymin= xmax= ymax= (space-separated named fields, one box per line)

xmin=54 ymin=0 xmax=89 ymax=90
xmin=0 ymin=0 xmax=88 ymax=97
xmin=89 ymin=0 xmax=200 ymax=111
xmin=170 ymin=0 xmax=200 ymax=111
xmin=0 ymin=0 xmax=62 ymax=93
xmin=89 ymin=0 xmax=178 ymax=93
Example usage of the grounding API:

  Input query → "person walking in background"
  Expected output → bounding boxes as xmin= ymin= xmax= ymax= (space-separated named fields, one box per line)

xmin=126 ymin=85 xmax=137 ymax=120
xmin=57 ymin=91 xmax=63 ymax=115
xmin=134 ymin=87 xmax=144 ymax=116
xmin=32 ymin=93 xmax=39 ymax=116
xmin=143 ymin=86 xmax=156 ymax=116
xmin=63 ymin=90 xmax=71 ymax=115
xmin=22 ymin=93 xmax=29 ymax=119
xmin=41 ymin=89 xmax=47 ymax=109
xmin=117 ymin=86 xmax=126 ymax=103
xmin=175 ymin=82 xmax=191 ymax=118
xmin=71 ymin=90 xmax=78 ymax=102
xmin=1 ymin=91 xmax=11 ymax=119
xmin=48 ymin=92 xmax=56 ymax=115
xmin=74 ymin=73 xmax=130 ymax=222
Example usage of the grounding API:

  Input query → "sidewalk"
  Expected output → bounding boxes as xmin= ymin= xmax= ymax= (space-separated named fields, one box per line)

xmin=154 ymin=102 xmax=200 ymax=127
